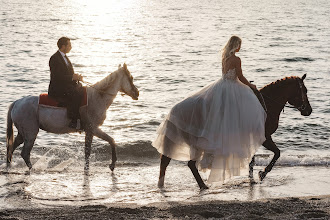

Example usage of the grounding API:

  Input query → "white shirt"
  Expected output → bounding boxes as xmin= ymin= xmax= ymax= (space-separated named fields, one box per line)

xmin=59 ymin=50 xmax=69 ymax=66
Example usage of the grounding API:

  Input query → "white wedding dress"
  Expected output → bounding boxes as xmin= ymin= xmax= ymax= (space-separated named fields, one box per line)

xmin=152 ymin=69 xmax=267 ymax=183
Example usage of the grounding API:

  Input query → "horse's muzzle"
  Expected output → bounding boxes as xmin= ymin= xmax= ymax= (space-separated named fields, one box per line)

xmin=132 ymin=89 xmax=139 ymax=100
xmin=301 ymin=105 xmax=312 ymax=116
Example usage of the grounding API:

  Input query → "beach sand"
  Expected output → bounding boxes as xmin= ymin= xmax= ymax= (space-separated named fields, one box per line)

xmin=1 ymin=165 xmax=329 ymax=219
xmin=0 ymin=195 xmax=329 ymax=219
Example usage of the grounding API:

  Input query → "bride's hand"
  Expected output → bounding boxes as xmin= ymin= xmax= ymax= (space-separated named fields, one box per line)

xmin=72 ymin=74 xmax=83 ymax=81
xmin=250 ymin=84 xmax=257 ymax=90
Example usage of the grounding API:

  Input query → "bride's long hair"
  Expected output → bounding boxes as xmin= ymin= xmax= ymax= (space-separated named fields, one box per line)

xmin=222 ymin=36 xmax=242 ymax=64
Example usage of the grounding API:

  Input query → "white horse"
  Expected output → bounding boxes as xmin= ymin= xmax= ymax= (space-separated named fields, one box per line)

xmin=6 ymin=63 xmax=139 ymax=171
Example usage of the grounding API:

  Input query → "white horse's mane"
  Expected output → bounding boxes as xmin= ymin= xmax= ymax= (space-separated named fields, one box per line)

xmin=94 ymin=69 xmax=120 ymax=91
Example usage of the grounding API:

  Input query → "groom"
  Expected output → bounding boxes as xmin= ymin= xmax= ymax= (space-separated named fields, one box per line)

xmin=48 ymin=37 xmax=84 ymax=129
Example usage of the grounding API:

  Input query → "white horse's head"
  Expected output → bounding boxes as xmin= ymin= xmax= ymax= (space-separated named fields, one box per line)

xmin=117 ymin=63 xmax=139 ymax=100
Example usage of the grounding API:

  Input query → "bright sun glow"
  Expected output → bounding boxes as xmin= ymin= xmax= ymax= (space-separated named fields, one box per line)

xmin=77 ymin=0 xmax=136 ymax=12
xmin=67 ymin=0 xmax=141 ymax=85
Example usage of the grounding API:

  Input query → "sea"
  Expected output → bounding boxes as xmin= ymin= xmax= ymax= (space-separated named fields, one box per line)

xmin=0 ymin=0 xmax=329 ymax=209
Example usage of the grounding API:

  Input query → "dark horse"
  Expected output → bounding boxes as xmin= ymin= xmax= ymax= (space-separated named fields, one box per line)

xmin=158 ymin=74 xmax=312 ymax=189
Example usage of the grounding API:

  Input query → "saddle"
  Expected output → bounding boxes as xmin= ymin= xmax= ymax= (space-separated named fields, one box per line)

xmin=39 ymin=87 xmax=88 ymax=108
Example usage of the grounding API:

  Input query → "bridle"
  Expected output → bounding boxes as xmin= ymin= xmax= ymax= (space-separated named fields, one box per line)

xmin=295 ymin=79 xmax=307 ymax=111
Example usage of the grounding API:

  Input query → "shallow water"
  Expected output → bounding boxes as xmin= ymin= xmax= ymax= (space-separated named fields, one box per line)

xmin=0 ymin=0 xmax=329 ymax=208
xmin=1 ymin=165 xmax=329 ymax=209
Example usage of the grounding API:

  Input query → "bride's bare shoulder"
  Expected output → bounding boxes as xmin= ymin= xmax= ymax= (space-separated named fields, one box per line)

xmin=231 ymin=56 xmax=241 ymax=67
xmin=223 ymin=55 xmax=241 ymax=72
xmin=233 ymin=55 xmax=241 ymax=62
xmin=227 ymin=55 xmax=240 ymax=63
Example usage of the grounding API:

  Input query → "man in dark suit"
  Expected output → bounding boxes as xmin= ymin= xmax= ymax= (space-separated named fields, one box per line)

xmin=48 ymin=37 xmax=84 ymax=129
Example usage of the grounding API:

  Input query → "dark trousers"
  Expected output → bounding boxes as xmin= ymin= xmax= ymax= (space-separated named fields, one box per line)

xmin=64 ymin=85 xmax=84 ymax=121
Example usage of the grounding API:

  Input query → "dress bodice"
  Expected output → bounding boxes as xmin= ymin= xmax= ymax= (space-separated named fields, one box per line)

xmin=222 ymin=68 xmax=238 ymax=80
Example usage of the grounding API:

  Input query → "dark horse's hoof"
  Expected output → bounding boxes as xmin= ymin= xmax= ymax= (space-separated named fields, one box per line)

xmin=259 ymin=171 xmax=267 ymax=181
xmin=6 ymin=161 xmax=11 ymax=168
xmin=109 ymin=164 xmax=115 ymax=171
xmin=200 ymin=184 xmax=209 ymax=191
xmin=6 ymin=157 xmax=12 ymax=165
xmin=249 ymin=171 xmax=253 ymax=179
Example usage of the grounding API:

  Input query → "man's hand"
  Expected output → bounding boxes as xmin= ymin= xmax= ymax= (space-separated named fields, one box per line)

xmin=72 ymin=74 xmax=83 ymax=81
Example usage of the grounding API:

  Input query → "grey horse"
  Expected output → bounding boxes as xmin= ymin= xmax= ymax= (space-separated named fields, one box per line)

xmin=6 ymin=63 xmax=139 ymax=171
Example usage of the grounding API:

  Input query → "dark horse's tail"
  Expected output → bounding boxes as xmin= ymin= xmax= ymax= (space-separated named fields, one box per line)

xmin=6 ymin=102 xmax=15 ymax=164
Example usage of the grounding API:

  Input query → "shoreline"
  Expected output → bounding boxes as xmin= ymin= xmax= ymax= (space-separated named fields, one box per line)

xmin=1 ymin=195 xmax=329 ymax=219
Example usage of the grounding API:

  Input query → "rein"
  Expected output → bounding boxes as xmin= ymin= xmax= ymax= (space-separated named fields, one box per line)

xmin=81 ymin=79 xmax=125 ymax=97
xmin=260 ymin=92 xmax=295 ymax=113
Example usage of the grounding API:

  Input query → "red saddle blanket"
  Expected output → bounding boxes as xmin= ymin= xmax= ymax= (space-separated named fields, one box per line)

xmin=39 ymin=87 xmax=88 ymax=107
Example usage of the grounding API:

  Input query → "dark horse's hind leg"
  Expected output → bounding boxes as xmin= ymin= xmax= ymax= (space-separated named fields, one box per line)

xmin=259 ymin=137 xmax=280 ymax=181
xmin=158 ymin=154 xmax=171 ymax=188
xmin=188 ymin=160 xmax=208 ymax=190
xmin=249 ymin=155 xmax=255 ymax=179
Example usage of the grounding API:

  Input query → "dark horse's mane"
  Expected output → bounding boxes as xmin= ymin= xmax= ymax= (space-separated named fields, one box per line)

xmin=260 ymin=76 xmax=300 ymax=93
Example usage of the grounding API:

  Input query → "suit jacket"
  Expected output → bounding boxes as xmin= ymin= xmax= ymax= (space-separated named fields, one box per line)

xmin=48 ymin=51 xmax=79 ymax=98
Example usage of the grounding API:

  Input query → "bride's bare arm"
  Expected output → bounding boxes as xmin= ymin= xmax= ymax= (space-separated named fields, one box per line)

xmin=235 ymin=57 xmax=257 ymax=89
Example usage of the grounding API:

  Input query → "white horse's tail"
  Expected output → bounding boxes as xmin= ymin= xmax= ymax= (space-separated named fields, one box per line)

xmin=6 ymin=102 xmax=15 ymax=163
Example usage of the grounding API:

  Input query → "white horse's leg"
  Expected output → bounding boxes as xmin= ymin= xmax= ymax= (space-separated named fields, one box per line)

xmin=93 ymin=128 xmax=117 ymax=171
xmin=17 ymin=122 xmax=39 ymax=170
xmin=7 ymin=133 xmax=24 ymax=165
xmin=10 ymin=96 xmax=39 ymax=169
xmin=21 ymin=136 xmax=37 ymax=169
xmin=19 ymin=122 xmax=39 ymax=169
xmin=84 ymin=132 xmax=94 ymax=172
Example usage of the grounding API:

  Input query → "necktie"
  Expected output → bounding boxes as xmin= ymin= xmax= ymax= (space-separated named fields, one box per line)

xmin=64 ymin=54 xmax=74 ymax=74
xmin=64 ymin=55 xmax=71 ymax=66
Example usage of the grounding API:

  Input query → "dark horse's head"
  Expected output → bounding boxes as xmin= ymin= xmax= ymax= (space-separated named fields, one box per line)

xmin=287 ymin=74 xmax=312 ymax=116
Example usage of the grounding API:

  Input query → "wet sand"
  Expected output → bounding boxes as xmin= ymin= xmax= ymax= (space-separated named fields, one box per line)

xmin=1 ymin=165 xmax=329 ymax=219
xmin=0 ymin=195 xmax=329 ymax=219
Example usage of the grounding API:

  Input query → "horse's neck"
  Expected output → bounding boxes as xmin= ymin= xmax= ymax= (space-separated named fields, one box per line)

xmin=86 ymin=79 xmax=121 ymax=125
xmin=91 ymin=72 xmax=123 ymax=108
xmin=262 ymin=85 xmax=290 ymax=116
xmin=89 ymin=83 xmax=119 ymax=108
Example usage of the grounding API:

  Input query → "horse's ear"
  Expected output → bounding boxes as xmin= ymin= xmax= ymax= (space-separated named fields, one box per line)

xmin=118 ymin=64 xmax=121 ymax=69
xmin=302 ymin=74 xmax=306 ymax=81
xmin=123 ymin=63 xmax=127 ymax=69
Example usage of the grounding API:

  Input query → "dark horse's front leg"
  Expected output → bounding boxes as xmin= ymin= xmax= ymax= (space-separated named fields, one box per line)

xmin=249 ymin=155 xmax=255 ymax=179
xmin=158 ymin=155 xmax=208 ymax=190
xmin=94 ymin=128 xmax=117 ymax=171
xmin=158 ymin=154 xmax=171 ymax=188
xmin=188 ymin=160 xmax=209 ymax=190
xmin=259 ymin=137 xmax=280 ymax=181
xmin=84 ymin=131 xmax=94 ymax=172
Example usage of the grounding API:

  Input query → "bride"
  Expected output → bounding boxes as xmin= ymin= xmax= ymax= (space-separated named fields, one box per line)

xmin=153 ymin=36 xmax=267 ymax=188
